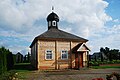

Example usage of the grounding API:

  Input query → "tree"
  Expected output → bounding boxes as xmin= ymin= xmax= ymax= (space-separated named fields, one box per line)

xmin=119 ymin=52 xmax=120 ymax=60
xmin=0 ymin=47 xmax=7 ymax=74
xmin=0 ymin=47 xmax=14 ymax=74
xmin=110 ymin=49 xmax=119 ymax=60
xmin=100 ymin=47 xmax=104 ymax=62
xmin=99 ymin=47 xmax=120 ymax=61
xmin=6 ymin=51 xmax=14 ymax=70
xmin=23 ymin=52 xmax=31 ymax=63
xmin=94 ymin=55 xmax=97 ymax=61
xmin=27 ymin=52 xmax=30 ymax=62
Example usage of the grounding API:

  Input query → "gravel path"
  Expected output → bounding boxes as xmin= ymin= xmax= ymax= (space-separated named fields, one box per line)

xmin=26 ymin=68 xmax=120 ymax=80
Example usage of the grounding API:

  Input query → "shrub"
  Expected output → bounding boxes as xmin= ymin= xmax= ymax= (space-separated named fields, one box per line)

xmin=0 ymin=70 xmax=18 ymax=80
xmin=89 ymin=61 xmax=99 ymax=66
xmin=0 ymin=47 xmax=14 ymax=75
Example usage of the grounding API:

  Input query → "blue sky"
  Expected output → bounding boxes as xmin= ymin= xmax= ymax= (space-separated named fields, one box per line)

xmin=0 ymin=0 xmax=120 ymax=55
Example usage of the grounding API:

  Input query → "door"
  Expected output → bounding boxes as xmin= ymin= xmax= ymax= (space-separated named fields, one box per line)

xmin=75 ymin=52 xmax=83 ymax=69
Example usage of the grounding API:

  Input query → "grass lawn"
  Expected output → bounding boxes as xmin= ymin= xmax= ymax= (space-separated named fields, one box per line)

xmin=14 ymin=70 xmax=32 ymax=79
xmin=14 ymin=63 xmax=31 ymax=65
xmin=12 ymin=63 xmax=34 ymax=79
xmin=10 ymin=63 xmax=120 ymax=80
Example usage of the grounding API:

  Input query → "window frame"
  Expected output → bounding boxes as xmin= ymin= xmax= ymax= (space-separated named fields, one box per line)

xmin=61 ymin=50 xmax=68 ymax=60
xmin=45 ymin=50 xmax=53 ymax=60
xmin=52 ymin=21 xmax=56 ymax=26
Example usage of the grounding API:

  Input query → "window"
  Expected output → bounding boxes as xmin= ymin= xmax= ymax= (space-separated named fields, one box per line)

xmin=45 ymin=50 xmax=53 ymax=60
xmin=61 ymin=50 xmax=68 ymax=60
xmin=52 ymin=21 xmax=56 ymax=26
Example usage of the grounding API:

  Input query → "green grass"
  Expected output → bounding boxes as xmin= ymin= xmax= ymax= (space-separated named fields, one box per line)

xmin=16 ymin=70 xmax=31 ymax=79
xmin=5 ymin=63 xmax=120 ymax=80
xmin=13 ymin=63 xmax=33 ymax=71
xmin=13 ymin=63 xmax=35 ymax=79
xmin=91 ymin=66 xmax=120 ymax=69
xmin=14 ymin=63 xmax=30 ymax=65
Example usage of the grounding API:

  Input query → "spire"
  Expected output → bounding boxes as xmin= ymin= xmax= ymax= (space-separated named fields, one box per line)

xmin=52 ymin=0 xmax=54 ymax=12
xmin=52 ymin=6 xmax=54 ymax=12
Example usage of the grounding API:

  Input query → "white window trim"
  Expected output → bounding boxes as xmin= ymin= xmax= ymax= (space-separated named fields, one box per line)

xmin=45 ymin=50 xmax=53 ymax=60
xmin=61 ymin=50 xmax=68 ymax=60
xmin=52 ymin=21 xmax=56 ymax=26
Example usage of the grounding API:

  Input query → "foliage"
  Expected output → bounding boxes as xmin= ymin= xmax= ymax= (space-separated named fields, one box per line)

xmin=0 ymin=70 xmax=18 ymax=80
xmin=12 ymin=54 xmax=17 ymax=64
xmin=100 ymin=47 xmax=120 ymax=61
xmin=89 ymin=61 xmax=99 ymax=66
xmin=89 ymin=60 xmax=120 ymax=66
xmin=91 ymin=65 xmax=120 ymax=69
xmin=0 ymin=47 xmax=14 ymax=75
xmin=23 ymin=52 xmax=31 ymax=63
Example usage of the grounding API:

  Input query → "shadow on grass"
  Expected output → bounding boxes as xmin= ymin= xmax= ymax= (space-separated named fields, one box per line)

xmin=13 ymin=63 xmax=35 ymax=71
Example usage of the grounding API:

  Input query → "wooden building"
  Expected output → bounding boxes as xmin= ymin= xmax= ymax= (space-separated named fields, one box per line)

xmin=16 ymin=52 xmax=23 ymax=63
xmin=30 ymin=11 xmax=90 ymax=70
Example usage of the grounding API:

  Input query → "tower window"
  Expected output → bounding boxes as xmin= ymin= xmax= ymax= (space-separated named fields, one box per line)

xmin=52 ymin=21 xmax=56 ymax=26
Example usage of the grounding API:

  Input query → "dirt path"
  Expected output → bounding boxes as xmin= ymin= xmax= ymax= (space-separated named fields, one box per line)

xmin=24 ymin=68 xmax=120 ymax=80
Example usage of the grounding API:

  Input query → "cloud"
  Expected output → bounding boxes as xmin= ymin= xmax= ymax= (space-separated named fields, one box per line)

xmin=0 ymin=0 xmax=119 ymax=54
xmin=54 ymin=0 xmax=112 ymax=38
xmin=113 ymin=19 xmax=120 ymax=23
xmin=89 ymin=24 xmax=120 ymax=54
xmin=0 ymin=0 xmax=111 ymax=34
xmin=0 ymin=0 xmax=50 ymax=33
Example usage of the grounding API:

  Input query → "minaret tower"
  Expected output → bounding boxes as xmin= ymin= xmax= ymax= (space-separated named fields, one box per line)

xmin=47 ymin=7 xmax=59 ymax=30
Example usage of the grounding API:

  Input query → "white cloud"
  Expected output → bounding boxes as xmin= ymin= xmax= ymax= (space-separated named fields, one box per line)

xmin=0 ymin=0 xmax=50 ymax=33
xmin=54 ymin=0 xmax=112 ymax=38
xmin=0 ymin=0 xmax=119 ymax=54
xmin=113 ymin=19 xmax=120 ymax=23
xmin=89 ymin=24 xmax=120 ymax=54
xmin=0 ymin=0 xmax=111 ymax=35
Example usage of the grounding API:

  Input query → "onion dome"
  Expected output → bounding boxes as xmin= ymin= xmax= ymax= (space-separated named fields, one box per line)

xmin=47 ymin=12 xmax=59 ymax=22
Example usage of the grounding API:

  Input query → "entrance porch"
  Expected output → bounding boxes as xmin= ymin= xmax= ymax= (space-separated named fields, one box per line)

xmin=71 ymin=43 xmax=90 ymax=69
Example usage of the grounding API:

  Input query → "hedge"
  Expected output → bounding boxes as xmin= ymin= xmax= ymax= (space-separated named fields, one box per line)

xmin=0 ymin=47 xmax=14 ymax=75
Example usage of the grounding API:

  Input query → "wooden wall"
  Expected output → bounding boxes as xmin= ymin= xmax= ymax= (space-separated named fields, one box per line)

xmin=31 ymin=40 xmax=88 ymax=70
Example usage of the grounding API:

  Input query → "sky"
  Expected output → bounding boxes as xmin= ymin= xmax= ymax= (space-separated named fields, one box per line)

xmin=0 ymin=0 xmax=120 ymax=55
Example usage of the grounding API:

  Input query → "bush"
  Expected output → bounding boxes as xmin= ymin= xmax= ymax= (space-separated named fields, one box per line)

xmin=0 ymin=70 xmax=18 ymax=80
xmin=0 ymin=47 xmax=14 ymax=75
xmin=112 ymin=60 xmax=120 ymax=64
xmin=89 ymin=61 xmax=99 ymax=66
xmin=0 ymin=47 xmax=7 ymax=74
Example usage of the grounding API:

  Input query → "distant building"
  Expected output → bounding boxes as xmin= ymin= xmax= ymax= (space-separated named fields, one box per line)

xmin=30 ymin=11 xmax=90 ymax=70
xmin=16 ymin=52 xmax=23 ymax=63
xmin=91 ymin=52 xmax=107 ymax=60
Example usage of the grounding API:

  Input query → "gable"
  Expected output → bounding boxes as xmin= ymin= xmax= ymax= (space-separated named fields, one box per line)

xmin=77 ymin=43 xmax=90 ymax=51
